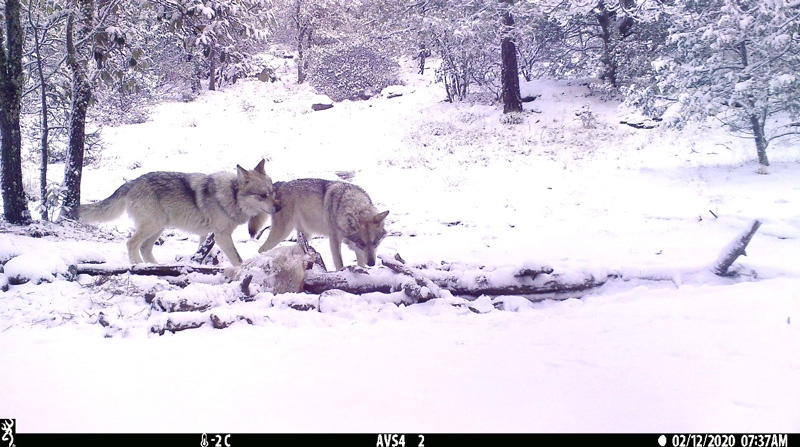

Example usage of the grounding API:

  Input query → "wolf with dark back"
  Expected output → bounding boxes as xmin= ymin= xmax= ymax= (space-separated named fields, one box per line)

xmin=77 ymin=160 xmax=280 ymax=266
xmin=248 ymin=179 xmax=389 ymax=271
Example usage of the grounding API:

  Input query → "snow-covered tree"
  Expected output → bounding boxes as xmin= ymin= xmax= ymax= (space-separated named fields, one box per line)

xmin=512 ymin=5 xmax=568 ymax=81
xmin=500 ymin=0 xmax=522 ymax=113
xmin=656 ymin=0 xmax=800 ymax=166
xmin=404 ymin=0 xmax=501 ymax=102
xmin=61 ymin=0 xmax=95 ymax=212
xmin=270 ymin=0 xmax=344 ymax=83
xmin=543 ymin=0 xmax=669 ymax=92
xmin=153 ymin=0 xmax=274 ymax=90
xmin=306 ymin=40 xmax=399 ymax=101
xmin=1 ymin=0 xmax=32 ymax=223
xmin=24 ymin=0 xmax=70 ymax=220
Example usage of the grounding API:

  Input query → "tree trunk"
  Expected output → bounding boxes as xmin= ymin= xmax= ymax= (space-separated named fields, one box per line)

xmin=296 ymin=26 xmax=308 ymax=84
xmin=0 ymin=0 xmax=31 ymax=224
xmin=500 ymin=0 xmax=522 ymax=114
xmin=63 ymin=2 xmax=94 ymax=213
xmin=208 ymin=47 xmax=216 ymax=91
xmin=750 ymin=114 xmax=769 ymax=166
xmin=29 ymin=2 xmax=50 ymax=220
xmin=596 ymin=3 xmax=619 ymax=88
xmin=294 ymin=0 xmax=308 ymax=84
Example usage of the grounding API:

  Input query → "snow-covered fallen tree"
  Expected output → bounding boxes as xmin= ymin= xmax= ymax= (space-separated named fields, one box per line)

xmin=1 ymin=220 xmax=765 ymax=335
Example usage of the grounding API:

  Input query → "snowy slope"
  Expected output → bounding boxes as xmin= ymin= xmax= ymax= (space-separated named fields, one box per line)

xmin=1 ymin=56 xmax=799 ymax=433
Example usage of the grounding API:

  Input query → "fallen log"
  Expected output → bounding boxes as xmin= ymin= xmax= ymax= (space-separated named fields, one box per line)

xmin=74 ymin=263 xmax=226 ymax=277
xmin=74 ymin=256 xmax=612 ymax=300
xmin=420 ymin=267 xmax=613 ymax=297
xmin=303 ymin=265 xmax=398 ymax=295
xmin=302 ymin=257 xmax=611 ymax=299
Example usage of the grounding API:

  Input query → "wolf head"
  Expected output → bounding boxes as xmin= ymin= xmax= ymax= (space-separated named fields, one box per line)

xmin=236 ymin=160 xmax=281 ymax=215
xmin=342 ymin=209 xmax=390 ymax=267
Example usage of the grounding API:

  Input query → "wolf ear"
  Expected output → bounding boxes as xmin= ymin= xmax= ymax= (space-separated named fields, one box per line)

xmin=236 ymin=164 xmax=249 ymax=183
xmin=373 ymin=210 xmax=389 ymax=224
xmin=254 ymin=159 xmax=266 ymax=175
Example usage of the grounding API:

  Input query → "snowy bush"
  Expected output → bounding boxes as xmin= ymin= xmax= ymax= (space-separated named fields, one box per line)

xmin=306 ymin=41 xmax=400 ymax=102
xmin=500 ymin=112 xmax=525 ymax=126
xmin=574 ymin=103 xmax=598 ymax=129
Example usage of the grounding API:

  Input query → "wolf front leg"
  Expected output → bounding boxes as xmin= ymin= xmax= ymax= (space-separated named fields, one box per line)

xmin=354 ymin=249 xmax=367 ymax=268
xmin=214 ymin=231 xmax=243 ymax=266
xmin=329 ymin=236 xmax=345 ymax=271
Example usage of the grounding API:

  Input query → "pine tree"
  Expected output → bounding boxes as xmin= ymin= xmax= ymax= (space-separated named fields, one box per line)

xmin=657 ymin=0 xmax=800 ymax=166
xmin=500 ymin=0 xmax=522 ymax=113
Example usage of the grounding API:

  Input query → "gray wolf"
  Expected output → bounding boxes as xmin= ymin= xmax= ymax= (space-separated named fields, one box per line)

xmin=248 ymin=178 xmax=389 ymax=271
xmin=77 ymin=160 xmax=280 ymax=266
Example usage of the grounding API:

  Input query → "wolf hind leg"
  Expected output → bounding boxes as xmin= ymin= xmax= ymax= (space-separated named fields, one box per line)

xmin=127 ymin=223 xmax=164 ymax=264
xmin=258 ymin=213 xmax=294 ymax=253
xmin=140 ymin=230 xmax=164 ymax=264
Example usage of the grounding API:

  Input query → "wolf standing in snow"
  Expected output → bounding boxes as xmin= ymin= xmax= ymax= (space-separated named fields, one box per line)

xmin=77 ymin=160 xmax=280 ymax=266
xmin=248 ymin=179 xmax=389 ymax=271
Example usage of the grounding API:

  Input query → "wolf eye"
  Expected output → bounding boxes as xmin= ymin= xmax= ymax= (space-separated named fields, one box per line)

xmin=259 ymin=193 xmax=268 ymax=200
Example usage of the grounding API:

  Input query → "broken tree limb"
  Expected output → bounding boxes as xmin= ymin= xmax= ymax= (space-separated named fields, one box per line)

xmin=379 ymin=254 xmax=441 ymax=301
xmin=713 ymin=219 xmax=762 ymax=277
xmin=190 ymin=233 xmax=216 ymax=264
xmin=298 ymin=232 xmax=327 ymax=271
xmin=620 ymin=120 xmax=658 ymax=130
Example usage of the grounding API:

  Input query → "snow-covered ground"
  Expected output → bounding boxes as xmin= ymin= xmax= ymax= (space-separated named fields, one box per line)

xmin=1 ymin=56 xmax=799 ymax=433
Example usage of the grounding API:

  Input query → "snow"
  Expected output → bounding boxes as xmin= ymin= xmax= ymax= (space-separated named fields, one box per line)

xmin=1 ymin=55 xmax=799 ymax=433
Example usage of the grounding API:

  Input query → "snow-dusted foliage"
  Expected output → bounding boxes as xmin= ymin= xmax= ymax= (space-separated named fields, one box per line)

xmin=270 ymin=0 xmax=404 ymax=85
xmin=410 ymin=0 xmax=502 ymax=102
xmin=153 ymin=0 xmax=275 ymax=90
xmin=511 ymin=7 xmax=568 ymax=82
xmin=541 ymin=0 xmax=670 ymax=92
xmin=306 ymin=40 xmax=400 ymax=101
xmin=652 ymin=0 xmax=800 ymax=166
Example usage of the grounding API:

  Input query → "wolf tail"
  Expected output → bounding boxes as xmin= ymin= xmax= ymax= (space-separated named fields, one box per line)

xmin=77 ymin=182 xmax=131 ymax=223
